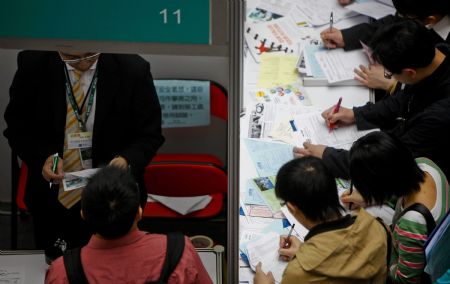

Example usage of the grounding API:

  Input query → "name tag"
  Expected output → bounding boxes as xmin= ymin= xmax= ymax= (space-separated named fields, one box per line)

xmin=68 ymin=132 xmax=93 ymax=149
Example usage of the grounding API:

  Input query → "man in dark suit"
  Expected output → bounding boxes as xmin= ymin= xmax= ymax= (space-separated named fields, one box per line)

xmin=3 ymin=51 xmax=164 ymax=258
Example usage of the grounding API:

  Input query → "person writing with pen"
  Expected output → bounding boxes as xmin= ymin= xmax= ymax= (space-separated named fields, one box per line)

xmin=254 ymin=157 xmax=388 ymax=284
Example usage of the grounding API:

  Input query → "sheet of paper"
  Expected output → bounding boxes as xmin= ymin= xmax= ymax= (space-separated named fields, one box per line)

xmin=247 ymin=103 xmax=319 ymax=139
xmin=62 ymin=168 xmax=100 ymax=192
xmin=258 ymin=54 xmax=299 ymax=88
xmin=346 ymin=0 xmax=395 ymax=20
xmin=245 ymin=180 xmax=269 ymax=206
xmin=253 ymin=176 xmax=282 ymax=213
xmin=280 ymin=206 xmax=309 ymax=241
xmin=148 ymin=194 xmax=212 ymax=215
xmin=246 ymin=232 xmax=288 ymax=283
xmin=295 ymin=0 xmax=358 ymax=26
xmin=244 ymin=138 xmax=294 ymax=177
xmin=303 ymin=45 xmax=327 ymax=78
xmin=375 ymin=0 xmax=394 ymax=7
xmin=314 ymin=49 xmax=369 ymax=83
xmin=293 ymin=111 xmax=378 ymax=149
xmin=247 ymin=84 xmax=312 ymax=106
xmin=245 ymin=15 xmax=300 ymax=63
xmin=0 ymin=266 xmax=24 ymax=284
xmin=257 ymin=0 xmax=295 ymax=17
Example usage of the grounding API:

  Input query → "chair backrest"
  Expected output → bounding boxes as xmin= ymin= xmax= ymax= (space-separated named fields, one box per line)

xmin=144 ymin=159 xmax=227 ymax=197
xmin=16 ymin=161 xmax=28 ymax=211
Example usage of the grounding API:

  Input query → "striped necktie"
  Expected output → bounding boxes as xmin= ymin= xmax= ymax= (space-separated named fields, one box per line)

xmin=58 ymin=69 xmax=87 ymax=209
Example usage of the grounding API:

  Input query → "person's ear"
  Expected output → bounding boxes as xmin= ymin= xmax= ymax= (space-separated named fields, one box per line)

xmin=402 ymin=68 xmax=417 ymax=79
xmin=286 ymin=201 xmax=298 ymax=215
xmin=136 ymin=206 xmax=143 ymax=222
xmin=423 ymin=15 xmax=438 ymax=26
xmin=80 ymin=210 xmax=85 ymax=220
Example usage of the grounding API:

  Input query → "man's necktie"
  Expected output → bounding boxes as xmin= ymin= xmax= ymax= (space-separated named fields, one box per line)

xmin=58 ymin=70 xmax=86 ymax=209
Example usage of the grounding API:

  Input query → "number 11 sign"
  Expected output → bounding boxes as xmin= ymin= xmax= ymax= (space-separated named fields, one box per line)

xmin=0 ymin=0 xmax=211 ymax=44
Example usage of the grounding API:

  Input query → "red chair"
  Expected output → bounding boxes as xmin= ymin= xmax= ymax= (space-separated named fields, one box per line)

xmin=16 ymin=162 xmax=28 ymax=211
xmin=143 ymin=80 xmax=228 ymax=218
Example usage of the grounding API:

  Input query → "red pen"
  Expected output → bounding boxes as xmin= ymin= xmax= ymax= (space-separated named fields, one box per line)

xmin=328 ymin=97 xmax=342 ymax=132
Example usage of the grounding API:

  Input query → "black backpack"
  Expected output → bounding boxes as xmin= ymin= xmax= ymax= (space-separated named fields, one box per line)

xmin=63 ymin=231 xmax=185 ymax=284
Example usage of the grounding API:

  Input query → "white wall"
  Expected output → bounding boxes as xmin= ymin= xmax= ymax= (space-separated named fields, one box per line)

xmin=0 ymin=50 xmax=228 ymax=202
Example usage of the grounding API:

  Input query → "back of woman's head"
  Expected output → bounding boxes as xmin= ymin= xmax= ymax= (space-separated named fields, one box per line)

xmin=349 ymin=132 xmax=424 ymax=205
xmin=275 ymin=156 xmax=343 ymax=222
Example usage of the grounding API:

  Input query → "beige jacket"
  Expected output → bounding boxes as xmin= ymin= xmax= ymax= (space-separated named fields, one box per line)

xmin=282 ymin=209 xmax=388 ymax=284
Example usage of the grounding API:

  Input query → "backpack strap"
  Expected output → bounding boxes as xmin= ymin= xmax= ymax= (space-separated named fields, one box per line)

xmin=375 ymin=217 xmax=392 ymax=267
xmin=158 ymin=231 xmax=185 ymax=283
xmin=396 ymin=203 xmax=436 ymax=235
xmin=63 ymin=247 xmax=89 ymax=284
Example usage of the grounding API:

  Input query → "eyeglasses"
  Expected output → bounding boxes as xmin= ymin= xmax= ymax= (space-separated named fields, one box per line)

xmin=394 ymin=12 xmax=419 ymax=20
xmin=59 ymin=52 xmax=100 ymax=64
xmin=384 ymin=68 xmax=393 ymax=79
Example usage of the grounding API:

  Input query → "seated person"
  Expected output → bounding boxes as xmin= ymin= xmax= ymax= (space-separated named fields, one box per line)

xmin=341 ymin=131 xmax=449 ymax=283
xmin=296 ymin=20 xmax=450 ymax=180
xmin=323 ymin=0 xmax=450 ymax=92
xmin=45 ymin=166 xmax=211 ymax=284
xmin=254 ymin=157 xmax=388 ymax=284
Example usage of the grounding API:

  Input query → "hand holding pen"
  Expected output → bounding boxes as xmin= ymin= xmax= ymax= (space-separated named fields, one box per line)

xmin=279 ymin=224 xmax=301 ymax=261
xmin=328 ymin=97 xmax=342 ymax=132
xmin=42 ymin=153 xmax=64 ymax=188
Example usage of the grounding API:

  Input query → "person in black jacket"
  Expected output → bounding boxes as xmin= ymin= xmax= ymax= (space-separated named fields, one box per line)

xmin=322 ymin=0 xmax=450 ymax=93
xmin=3 ymin=51 xmax=164 ymax=258
xmin=294 ymin=20 xmax=450 ymax=181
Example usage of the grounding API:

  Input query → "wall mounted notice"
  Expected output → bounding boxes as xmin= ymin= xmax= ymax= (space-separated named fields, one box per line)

xmin=0 ymin=0 xmax=210 ymax=44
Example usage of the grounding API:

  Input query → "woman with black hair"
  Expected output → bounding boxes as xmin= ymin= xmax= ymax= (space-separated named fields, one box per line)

xmin=341 ymin=131 xmax=449 ymax=283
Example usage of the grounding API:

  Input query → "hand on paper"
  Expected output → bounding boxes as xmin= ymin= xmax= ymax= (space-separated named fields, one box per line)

xmin=42 ymin=155 xmax=64 ymax=184
xmin=279 ymin=235 xmax=301 ymax=261
xmin=322 ymin=105 xmax=355 ymax=129
xmin=354 ymin=64 xmax=394 ymax=91
xmin=338 ymin=0 xmax=353 ymax=5
xmin=340 ymin=189 xmax=367 ymax=209
xmin=293 ymin=142 xmax=326 ymax=159
xmin=320 ymin=28 xmax=345 ymax=49
xmin=109 ymin=156 xmax=128 ymax=169
xmin=254 ymin=262 xmax=276 ymax=284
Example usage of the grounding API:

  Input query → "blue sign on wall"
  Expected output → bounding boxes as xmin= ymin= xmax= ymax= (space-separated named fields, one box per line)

xmin=0 ymin=0 xmax=210 ymax=44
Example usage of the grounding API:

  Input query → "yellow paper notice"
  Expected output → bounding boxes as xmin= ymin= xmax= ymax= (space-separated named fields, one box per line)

xmin=258 ymin=53 xmax=299 ymax=88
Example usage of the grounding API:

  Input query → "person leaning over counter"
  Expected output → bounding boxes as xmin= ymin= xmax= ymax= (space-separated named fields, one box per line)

xmin=296 ymin=20 xmax=450 ymax=180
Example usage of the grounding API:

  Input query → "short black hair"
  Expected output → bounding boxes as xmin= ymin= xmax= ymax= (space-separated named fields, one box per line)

xmin=81 ymin=166 xmax=140 ymax=239
xmin=349 ymin=132 xmax=425 ymax=206
xmin=275 ymin=157 xmax=344 ymax=222
xmin=370 ymin=20 xmax=436 ymax=74
xmin=393 ymin=0 xmax=449 ymax=20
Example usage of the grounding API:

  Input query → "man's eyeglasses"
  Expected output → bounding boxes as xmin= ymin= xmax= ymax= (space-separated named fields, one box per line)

xmin=384 ymin=69 xmax=393 ymax=79
xmin=59 ymin=52 xmax=100 ymax=64
xmin=394 ymin=12 xmax=419 ymax=20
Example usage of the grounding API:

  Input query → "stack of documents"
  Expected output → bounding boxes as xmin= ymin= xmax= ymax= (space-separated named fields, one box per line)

xmin=63 ymin=168 xmax=99 ymax=192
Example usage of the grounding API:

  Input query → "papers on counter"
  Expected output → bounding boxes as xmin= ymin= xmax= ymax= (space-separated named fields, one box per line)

xmin=258 ymin=54 xmax=299 ymax=88
xmin=147 ymin=194 xmax=212 ymax=215
xmin=346 ymin=0 xmax=395 ymax=20
xmin=294 ymin=0 xmax=358 ymax=26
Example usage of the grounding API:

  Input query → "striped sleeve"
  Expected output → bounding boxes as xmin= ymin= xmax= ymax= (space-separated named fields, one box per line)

xmin=389 ymin=211 xmax=428 ymax=284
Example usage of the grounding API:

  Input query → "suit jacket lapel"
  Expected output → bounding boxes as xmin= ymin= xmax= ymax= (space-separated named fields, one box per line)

xmin=93 ymin=54 xmax=120 ymax=137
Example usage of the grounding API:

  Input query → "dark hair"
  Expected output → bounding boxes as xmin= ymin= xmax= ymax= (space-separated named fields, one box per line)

xmin=81 ymin=166 xmax=140 ymax=239
xmin=275 ymin=156 xmax=344 ymax=222
xmin=370 ymin=20 xmax=436 ymax=74
xmin=349 ymin=132 xmax=425 ymax=206
xmin=393 ymin=0 xmax=449 ymax=20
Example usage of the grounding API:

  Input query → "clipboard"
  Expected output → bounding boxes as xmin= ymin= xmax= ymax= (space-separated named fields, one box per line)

xmin=197 ymin=245 xmax=225 ymax=284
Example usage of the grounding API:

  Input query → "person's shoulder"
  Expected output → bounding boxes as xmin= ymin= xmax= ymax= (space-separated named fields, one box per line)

xmin=102 ymin=53 xmax=149 ymax=70
xmin=17 ymin=50 xmax=59 ymax=70
xmin=45 ymin=256 xmax=68 ymax=284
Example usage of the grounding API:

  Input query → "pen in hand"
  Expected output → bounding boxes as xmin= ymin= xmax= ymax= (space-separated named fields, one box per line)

xmin=49 ymin=153 xmax=59 ymax=188
xmin=328 ymin=97 xmax=342 ymax=132
xmin=329 ymin=11 xmax=334 ymax=33
xmin=284 ymin=224 xmax=296 ymax=248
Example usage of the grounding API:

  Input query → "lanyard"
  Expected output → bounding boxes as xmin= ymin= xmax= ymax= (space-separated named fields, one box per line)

xmin=63 ymin=65 xmax=98 ymax=131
